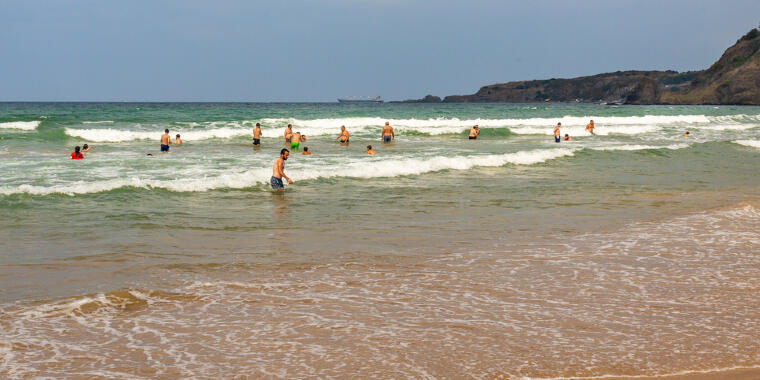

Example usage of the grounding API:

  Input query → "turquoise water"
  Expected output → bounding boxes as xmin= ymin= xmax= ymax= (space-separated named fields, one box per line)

xmin=1 ymin=102 xmax=759 ymax=378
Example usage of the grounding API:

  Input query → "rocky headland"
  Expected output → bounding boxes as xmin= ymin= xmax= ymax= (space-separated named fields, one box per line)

xmin=409 ymin=28 xmax=760 ymax=105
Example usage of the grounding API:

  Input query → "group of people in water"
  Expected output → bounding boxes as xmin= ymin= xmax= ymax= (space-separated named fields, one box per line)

xmin=69 ymin=118 xmax=694 ymax=191
xmin=269 ymin=122 xmax=395 ymax=189
xmin=551 ymin=120 xmax=596 ymax=143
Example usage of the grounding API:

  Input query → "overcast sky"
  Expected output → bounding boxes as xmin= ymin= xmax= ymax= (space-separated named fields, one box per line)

xmin=1 ymin=0 xmax=759 ymax=102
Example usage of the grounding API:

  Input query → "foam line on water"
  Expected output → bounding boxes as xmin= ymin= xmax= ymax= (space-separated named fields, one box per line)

xmin=0 ymin=121 xmax=41 ymax=130
xmin=590 ymin=143 xmax=690 ymax=151
xmin=734 ymin=139 xmax=760 ymax=149
xmin=262 ymin=115 xmax=712 ymax=136
xmin=0 ymin=148 xmax=575 ymax=195
xmin=65 ymin=127 xmax=250 ymax=142
xmin=62 ymin=114 xmax=720 ymax=141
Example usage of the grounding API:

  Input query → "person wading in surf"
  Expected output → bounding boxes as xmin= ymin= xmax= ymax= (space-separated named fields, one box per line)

xmin=381 ymin=122 xmax=395 ymax=143
xmin=469 ymin=125 xmax=480 ymax=140
xmin=284 ymin=124 xmax=293 ymax=145
xmin=160 ymin=129 xmax=171 ymax=152
xmin=336 ymin=125 xmax=349 ymax=143
xmin=271 ymin=148 xmax=293 ymax=190
xmin=253 ymin=123 xmax=262 ymax=145
xmin=585 ymin=120 xmax=595 ymax=135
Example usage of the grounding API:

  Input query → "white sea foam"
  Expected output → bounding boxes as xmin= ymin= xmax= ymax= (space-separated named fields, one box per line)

xmin=591 ymin=143 xmax=690 ymax=151
xmin=0 ymin=121 xmax=41 ymax=130
xmin=693 ymin=124 xmax=757 ymax=131
xmin=509 ymin=124 xmax=661 ymax=136
xmin=0 ymin=148 xmax=574 ymax=195
xmin=65 ymin=127 xmax=250 ymax=142
xmin=60 ymin=114 xmax=732 ymax=141
xmin=261 ymin=114 xmax=711 ymax=136
xmin=734 ymin=140 xmax=760 ymax=149
xmin=81 ymin=120 xmax=115 ymax=124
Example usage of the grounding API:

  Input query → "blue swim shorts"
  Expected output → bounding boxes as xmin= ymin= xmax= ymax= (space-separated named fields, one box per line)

xmin=270 ymin=176 xmax=284 ymax=190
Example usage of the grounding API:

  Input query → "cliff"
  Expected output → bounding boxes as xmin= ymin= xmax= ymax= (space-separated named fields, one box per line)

xmin=428 ymin=27 xmax=760 ymax=105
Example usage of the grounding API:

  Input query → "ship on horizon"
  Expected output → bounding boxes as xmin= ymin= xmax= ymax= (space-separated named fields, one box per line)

xmin=337 ymin=96 xmax=383 ymax=103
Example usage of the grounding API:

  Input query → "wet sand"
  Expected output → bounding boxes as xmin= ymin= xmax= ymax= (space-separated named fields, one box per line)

xmin=603 ymin=367 xmax=760 ymax=380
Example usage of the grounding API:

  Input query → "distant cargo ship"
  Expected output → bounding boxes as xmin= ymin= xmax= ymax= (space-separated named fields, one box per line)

xmin=337 ymin=96 xmax=383 ymax=103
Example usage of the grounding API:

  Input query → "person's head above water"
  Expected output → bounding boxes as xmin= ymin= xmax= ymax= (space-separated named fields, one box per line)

xmin=303 ymin=147 xmax=309 ymax=152
xmin=256 ymin=122 xmax=260 ymax=127
xmin=82 ymin=144 xmax=89 ymax=149
xmin=280 ymin=148 xmax=289 ymax=159
xmin=74 ymin=146 xmax=81 ymax=153
xmin=165 ymin=129 xmax=169 ymax=133
xmin=367 ymin=145 xmax=372 ymax=150
xmin=176 ymin=134 xmax=180 ymax=138
xmin=385 ymin=122 xmax=390 ymax=126
xmin=341 ymin=125 xmax=346 ymax=130
xmin=287 ymin=124 xmax=292 ymax=129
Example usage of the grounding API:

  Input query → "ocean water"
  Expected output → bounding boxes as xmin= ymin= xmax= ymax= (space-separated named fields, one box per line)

xmin=1 ymin=102 xmax=759 ymax=379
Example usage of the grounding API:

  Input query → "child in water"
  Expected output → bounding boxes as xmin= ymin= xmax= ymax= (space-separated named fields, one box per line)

xmin=367 ymin=145 xmax=376 ymax=155
xmin=564 ymin=134 xmax=571 ymax=141
xmin=175 ymin=134 xmax=182 ymax=145
xmin=302 ymin=146 xmax=312 ymax=155
xmin=70 ymin=146 xmax=84 ymax=160
xmin=81 ymin=144 xmax=90 ymax=153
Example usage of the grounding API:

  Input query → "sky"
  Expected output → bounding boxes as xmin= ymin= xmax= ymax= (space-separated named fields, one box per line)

xmin=1 ymin=0 xmax=759 ymax=102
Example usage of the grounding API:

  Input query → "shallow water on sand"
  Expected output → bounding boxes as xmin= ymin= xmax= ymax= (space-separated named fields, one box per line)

xmin=1 ymin=103 xmax=759 ymax=378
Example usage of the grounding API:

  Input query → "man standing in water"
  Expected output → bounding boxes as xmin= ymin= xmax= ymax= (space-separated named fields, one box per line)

xmin=585 ymin=120 xmax=596 ymax=135
xmin=284 ymin=124 xmax=293 ymax=145
xmin=271 ymin=148 xmax=294 ymax=190
xmin=469 ymin=125 xmax=480 ymax=140
xmin=336 ymin=125 xmax=349 ymax=143
xmin=553 ymin=123 xmax=561 ymax=143
xmin=381 ymin=121 xmax=395 ymax=143
xmin=160 ymin=129 xmax=171 ymax=152
xmin=253 ymin=123 xmax=262 ymax=145
xmin=290 ymin=131 xmax=303 ymax=152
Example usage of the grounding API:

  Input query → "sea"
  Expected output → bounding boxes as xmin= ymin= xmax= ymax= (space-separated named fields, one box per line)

xmin=0 ymin=102 xmax=758 ymax=379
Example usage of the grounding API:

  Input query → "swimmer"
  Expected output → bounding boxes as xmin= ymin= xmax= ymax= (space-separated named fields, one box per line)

xmin=381 ymin=121 xmax=395 ymax=142
xmin=336 ymin=125 xmax=350 ymax=143
xmin=564 ymin=134 xmax=571 ymax=141
xmin=553 ymin=123 xmax=561 ymax=143
xmin=682 ymin=131 xmax=690 ymax=137
xmin=585 ymin=120 xmax=595 ymax=135
xmin=367 ymin=145 xmax=376 ymax=155
xmin=469 ymin=125 xmax=480 ymax=140
xmin=284 ymin=124 xmax=293 ymax=145
xmin=175 ymin=134 xmax=182 ymax=145
xmin=81 ymin=144 xmax=90 ymax=153
xmin=253 ymin=122 xmax=262 ymax=145
xmin=271 ymin=148 xmax=293 ymax=190
xmin=70 ymin=146 xmax=84 ymax=160
xmin=160 ymin=129 xmax=171 ymax=152
xmin=302 ymin=146 xmax=312 ymax=155
xmin=290 ymin=131 xmax=303 ymax=151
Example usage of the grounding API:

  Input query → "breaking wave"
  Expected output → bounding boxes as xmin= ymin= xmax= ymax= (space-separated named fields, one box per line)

xmin=0 ymin=148 xmax=575 ymax=196
xmin=0 ymin=121 xmax=41 ymax=131
xmin=734 ymin=140 xmax=760 ymax=149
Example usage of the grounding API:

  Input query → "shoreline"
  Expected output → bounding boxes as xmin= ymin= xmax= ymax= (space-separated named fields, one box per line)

xmin=568 ymin=367 xmax=760 ymax=380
